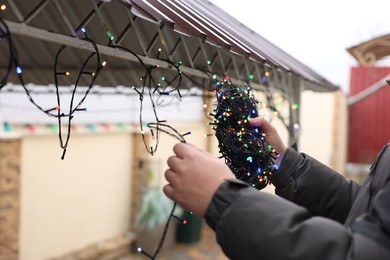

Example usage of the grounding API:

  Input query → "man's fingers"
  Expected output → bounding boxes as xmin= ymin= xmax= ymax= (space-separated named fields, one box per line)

xmin=249 ymin=116 xmax=266 ymax=127
xmin=186 ymin=143 xmax=213 ymax=157
xmin=167 ymin=156 xmax=182 ymax=170
xmin=250 ymin=117 xmax=275 ymax=133
xmin=172 ymin=143 xmax=191 ymax=159
xmin=164 ymin=169 xmax=177 ymax=186
xmin=163 ymin=184 xmax=174 ymax=200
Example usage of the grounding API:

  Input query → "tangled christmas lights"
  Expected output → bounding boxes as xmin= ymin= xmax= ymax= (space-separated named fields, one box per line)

xmin=211 ymin=81 xmax=278 ymax=190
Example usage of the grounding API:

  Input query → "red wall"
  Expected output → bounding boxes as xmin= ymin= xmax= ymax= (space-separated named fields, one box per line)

xmin=348 ymin=67 xmax=390 ymax=163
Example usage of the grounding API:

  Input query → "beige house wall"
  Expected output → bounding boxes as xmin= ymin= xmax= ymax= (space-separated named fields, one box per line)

xmin=300 ymin=90 xmax=347 ymax=174
xmin=19 ymin=132 xmax=133 ymax=260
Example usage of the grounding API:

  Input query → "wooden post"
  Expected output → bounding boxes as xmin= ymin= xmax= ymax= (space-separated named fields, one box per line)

xmin=330 ymin=89 xmax=346 ymax=173
xmin=203 ymin=92 xmax=215 ymax=153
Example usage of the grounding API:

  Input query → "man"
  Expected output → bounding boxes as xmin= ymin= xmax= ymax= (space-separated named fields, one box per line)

xmin=163 ymin=117 xmax=390 ymax=259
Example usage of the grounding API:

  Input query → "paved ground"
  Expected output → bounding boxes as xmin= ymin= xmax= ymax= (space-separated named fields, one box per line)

xmin=125 ymin=222 xmax=228 ymax=260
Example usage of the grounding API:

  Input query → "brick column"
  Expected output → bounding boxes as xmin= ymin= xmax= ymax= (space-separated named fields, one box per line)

xmin=0 ymin=139 xmax=21 ymax=260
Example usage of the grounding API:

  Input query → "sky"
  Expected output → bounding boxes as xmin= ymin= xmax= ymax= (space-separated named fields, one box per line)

xmin=208 ymin=0 xmax=390 ymax=93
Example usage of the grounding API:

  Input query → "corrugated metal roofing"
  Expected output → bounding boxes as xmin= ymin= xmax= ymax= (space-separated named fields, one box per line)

xmin=130 ymin=0 xmax=336 ymax=88
xmin=0 ymin=0 xmax=338 ymax=91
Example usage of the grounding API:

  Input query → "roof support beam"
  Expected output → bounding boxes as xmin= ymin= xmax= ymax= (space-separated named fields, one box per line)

xmin=52 ymin=0 xmax=77 ymax=37
xmin=6 ymin=0 xmax=24 ymax=22
xmin=145 ymin=32 xmax=159 ymax=55
xmin=115 ymin=22 xmax=132 ymax=45
xmin=179 ymin=35 xmax=194 ymax=68
xmin=75 ymin=1 xmax=106 ymax=35
xmin=24 ymin=0 xmax=50 ymax=25
xmin=124 ymin=15 xmax=147 ymax=56
xmin=4 ymin=19 xmax=266 ymax=90
xmin=231 ymin=55 xmax=240 ymax=79
xmin=198 ymin=38 xmax=212 ymax=73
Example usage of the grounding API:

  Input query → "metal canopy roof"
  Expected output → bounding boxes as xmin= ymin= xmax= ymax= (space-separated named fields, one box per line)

xmin=0 ymin=0 xmax=338 ymax=93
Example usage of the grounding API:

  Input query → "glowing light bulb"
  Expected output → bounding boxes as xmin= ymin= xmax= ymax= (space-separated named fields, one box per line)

xmin=81 ymin=28 xmax=86 ymax=33
xmin=183 ymin=220 xmax=187 ymax=224
xmin=101 ymin=61 xmax=107 ymax=67
xmin=249 ymin=74 xmax=254 ymax=79
xmin=291 ymin=103 xmax=299 ymax=110
xmin=1 ymin=4 xmax=6 ymax=11
xmin=137 ymin=247 xmax=142 ymax=253
xmin=207 ymin=60 xmax=212 ymax=65
xmin=106 ymin=31 xmax=113 ymax=39
xmin=16 ymin=66 xmax=22 ymax=74
xmin=265 ymin=71 xmax=270 ymax=77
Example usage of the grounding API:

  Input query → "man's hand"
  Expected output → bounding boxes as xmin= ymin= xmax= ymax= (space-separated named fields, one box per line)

xmin=163 ymin=143 xmax=235 ymax=218
xmin=250 ymin=117 xmax=287 ymax=166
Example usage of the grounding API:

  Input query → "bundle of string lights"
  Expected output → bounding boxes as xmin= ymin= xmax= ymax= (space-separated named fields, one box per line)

xmin=210 ymin=80 xmax=278 ymax=190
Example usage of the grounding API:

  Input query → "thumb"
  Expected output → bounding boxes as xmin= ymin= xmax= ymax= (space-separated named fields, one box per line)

xmin=249 ymin=117 xmax=275 ymax=134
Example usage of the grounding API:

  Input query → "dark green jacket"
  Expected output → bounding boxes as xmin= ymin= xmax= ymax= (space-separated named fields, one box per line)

xmin=206 ymin=143 xmax=390 ymax=260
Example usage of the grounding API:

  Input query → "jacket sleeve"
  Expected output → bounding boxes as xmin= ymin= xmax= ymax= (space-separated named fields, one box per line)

xmin=205 ymin=179 xmax=390 ymax=260
xmin=272 ymin=148 xmax=361 ymax=223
